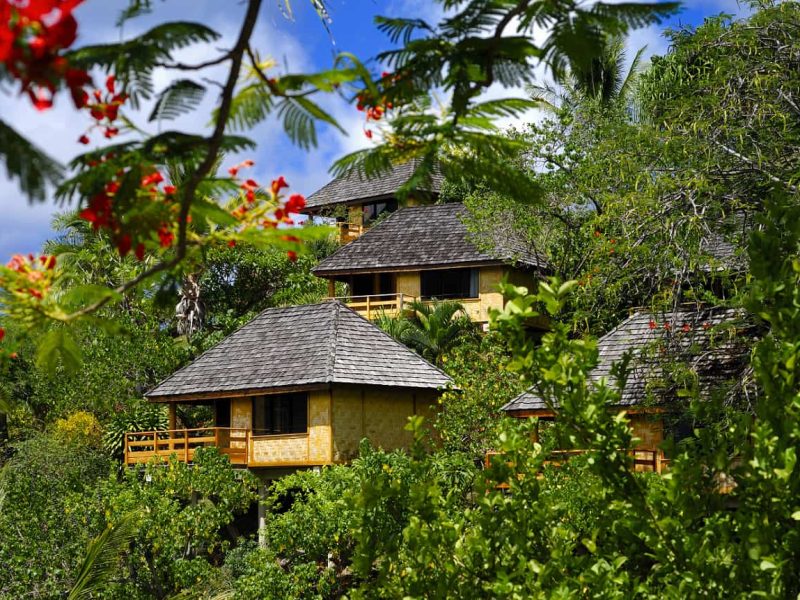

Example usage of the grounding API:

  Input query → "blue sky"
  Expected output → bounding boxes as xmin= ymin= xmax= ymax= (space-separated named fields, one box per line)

xmin=0 ymin=0 xmax=750 ymax=261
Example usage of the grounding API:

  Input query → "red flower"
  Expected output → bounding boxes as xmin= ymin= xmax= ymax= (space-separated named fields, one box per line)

xmin=284 ymin=194 xmax=306 ymax=214
xmin=271 ymin=176 xmax=289 ymax=195
xmin=104 ymin=127 xmax=119 ymax=138
xmin=30 ymin=89 xmax=53 ymax=111
xmin=7 ymin=255 xmax=27 ymax=272
xmin=0 ymin=328 xmax=5 ymax=343
xmin=593 ymin=230 xmax=601 ymax=237
xmin=141 ymin=172 xmax=164 ymax=187
xmin=78 ymin=134 xmax=89 ymax=144
xmin=163 ymin=185 xmax=177 ymax=195
xmin=228 ymin=166 xmax=239 ymax=177
xmin=287 ymin=251 xmax=298 ymax=262
xmin=244 ymin=179 xmax=258 ymax=189
xmin=39 ymin=256 xmax=56 ymax=270
xmin=242 ymin=159 xmax=255 ymax=167
xmin=157 ymin=226 xmax=174 ymax=248
xmin=227 ymin=240 xmax=236 ymax=248
xmin=364 ymin=128 xmax=373 ymax=139
xmin=134 ymin=243 xmax=146 ymax=261
xmin=663 ymin=323 xmax=671 ymax=331
xmin=106 ymin=74 xmax=116 ymax=94
xmin=246 ymin=190 xmax=256 ymax=203
xmin=117 ymin=234 xmax=132 ymax=257
xmin=648 ymin=320 xmax=657 ymax=330
xmin=702 ymin=322 xmax=712 ymax=330
xmin=682 ymin=323 xmax=691 ymax=332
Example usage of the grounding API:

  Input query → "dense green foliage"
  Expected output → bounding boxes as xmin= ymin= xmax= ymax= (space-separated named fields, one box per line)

xmin=4 ymin=1 xmax=800 ymax=598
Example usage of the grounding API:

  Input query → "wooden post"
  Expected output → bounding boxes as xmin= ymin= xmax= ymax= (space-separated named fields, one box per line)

xmin=168 ymin=403 xmax=176 ymax=431
xmin=124 ymin=434 xmax=129 ymax=465
xmin=366 ymin=295 xmax=372 ymax=320
xmin=258 ymin=482 xmax=267 ymax=549
xmin=656 ymin=451 xmax=663 ymax=475
xmin=184 ymin=430 xmax=189 ymax=463
xmin=153 ymin=431 xmax=158 ymax=458
xmin=245 ymin=429 xmax=251 ymax=466
xmin=327 ymin=279 xmax=336 ymax=299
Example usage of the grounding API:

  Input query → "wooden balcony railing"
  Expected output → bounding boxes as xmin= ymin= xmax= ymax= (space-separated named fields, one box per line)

xmin=484 ymin=448 xmax=668 ymax=481
xmin=330 ymin=293 xmax=416 ymax=320
xmin=336 ymin=222 xmax=366 ymax=244
xmin=124 ymin=427 xmax=250 ymax=466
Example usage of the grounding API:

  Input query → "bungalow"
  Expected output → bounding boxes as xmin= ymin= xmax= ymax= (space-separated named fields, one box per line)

xmin=312 ymin=203 xmax=550 ymax=324
xmin=501 ymin=306 xmax=756 ymax=470
xmin=125 ymin=300 xmax=452 ymax=475
xmin=301 ymin=160 xmax=444 ymax=243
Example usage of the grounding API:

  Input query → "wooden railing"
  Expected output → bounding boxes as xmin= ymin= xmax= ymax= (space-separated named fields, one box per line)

xmin=336 ymin=222 xmax=366 ymax=244
xmin=331 ymin=293 xmax=416 ymax=320
xmin=124 ymin=427 xmax=250 ymax=466
xmin=484 ymin=448 xmax=668 ymax=480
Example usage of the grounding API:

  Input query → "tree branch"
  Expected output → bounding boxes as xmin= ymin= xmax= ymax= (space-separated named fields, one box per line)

xmin=63 ymin=0 xmax=264 ymax=321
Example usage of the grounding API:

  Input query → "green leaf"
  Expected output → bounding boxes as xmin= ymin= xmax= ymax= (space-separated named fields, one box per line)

xmin=149 ymin=79 xmax=206 ymax=122
xmin=35 ymin=329 xmax=83 ymax=375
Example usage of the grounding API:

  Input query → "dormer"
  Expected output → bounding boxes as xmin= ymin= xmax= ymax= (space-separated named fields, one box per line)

xmin=312 ymin=203 xmax=551 ymax=324
xmin=301 ymin=160 xmax=443 ymax=244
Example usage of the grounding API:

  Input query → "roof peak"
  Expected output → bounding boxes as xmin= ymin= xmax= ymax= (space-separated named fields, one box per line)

xmin=147 ymin=300 xmax=452 ymax=400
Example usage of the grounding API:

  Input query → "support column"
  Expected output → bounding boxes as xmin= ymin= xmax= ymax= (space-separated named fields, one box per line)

xmin=327 ymin=279 xmax=336 ymax=299
xmin=168 ymin=403 xmax=177 ymax=431
xmin=258 ymin=482 xmax=268 ymax=549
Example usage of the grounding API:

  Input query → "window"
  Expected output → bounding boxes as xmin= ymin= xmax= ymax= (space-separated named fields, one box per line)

xmin=349 ymin=273 xmax=396 ymax=297
xmin=362 ymin=199 xmax=398 ymax=224
xmin=252 ymin=393 xmax=308 ymax=435
xmin=420 ymin=268 xmax=479 ymax=299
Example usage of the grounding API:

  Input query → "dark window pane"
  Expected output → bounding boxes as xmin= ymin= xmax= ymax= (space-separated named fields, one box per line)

xmin=215 ymin=399 xmax=231 ymax=427
xmin=378 ymin=273 xmax=395 ymax=294
xmin=421 ymin=269 xmax=478 ymax=299
xmin=351 ymin=274 xmax=375 ymax=296
xmin=252 ymin=393 xmax=308 ymax=435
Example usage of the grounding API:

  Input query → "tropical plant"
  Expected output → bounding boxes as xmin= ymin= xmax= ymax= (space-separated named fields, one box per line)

xmin=102 ymin=399 xmax=167 ymax=460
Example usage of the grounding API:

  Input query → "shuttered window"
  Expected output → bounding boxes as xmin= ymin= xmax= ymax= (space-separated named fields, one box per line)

xmin=252 ymin=393 xmax=308 ymax=435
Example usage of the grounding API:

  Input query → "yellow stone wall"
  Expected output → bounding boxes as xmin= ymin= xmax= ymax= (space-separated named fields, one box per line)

xmin=331 ymin=385 xmax=438 ymax=462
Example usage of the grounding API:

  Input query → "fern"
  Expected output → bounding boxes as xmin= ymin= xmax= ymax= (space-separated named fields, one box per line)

xmin=149 ymin=79 xmax=206 ymax=122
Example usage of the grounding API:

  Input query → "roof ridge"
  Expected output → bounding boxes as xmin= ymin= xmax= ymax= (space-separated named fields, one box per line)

xmin=327 ymin=301 xmax=341 ymax=382
xmin=336 ymin=303 xmax=454 ymax=385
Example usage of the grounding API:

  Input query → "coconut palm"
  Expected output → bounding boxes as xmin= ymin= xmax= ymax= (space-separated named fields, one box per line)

xmin=530 ymin=36 xmax=646 ymax=112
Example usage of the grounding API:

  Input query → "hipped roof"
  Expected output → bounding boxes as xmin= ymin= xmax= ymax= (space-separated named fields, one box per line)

xmin=147 ymin=301 xmax=452 ymax=401
xmin=502 ymin=307 xmax=754 ymax=414
xmin=313 ymin=203 xmax=550 ymax=276
xmin=303 ymin=160 xmax=444 ymax=212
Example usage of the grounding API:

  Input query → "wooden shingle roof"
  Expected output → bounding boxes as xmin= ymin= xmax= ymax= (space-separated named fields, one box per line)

xmin=313 ymin=203 xmax=550 ymax=276
xmin=502 ymin=307 xmax=755 ymax=414
xmin=147 ymin=301 xmax=452 ymax=401
xmin=303 ymin=160 xmax=444 ymax=212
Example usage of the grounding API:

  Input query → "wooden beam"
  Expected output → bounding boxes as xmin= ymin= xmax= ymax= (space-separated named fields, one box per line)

xmin=168 ymin=403 xmax=177 ymax=430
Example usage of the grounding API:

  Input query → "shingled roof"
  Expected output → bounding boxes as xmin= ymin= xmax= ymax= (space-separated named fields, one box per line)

xmin=303 ymin=160 xmax=444 ymax=212
xmin=502 ymin=306 xmax=756 ymax=415
xmin=313 ymin=203 xmax=549 ymax=276
xmin=147 ymin=301 xmax=452 ymax=401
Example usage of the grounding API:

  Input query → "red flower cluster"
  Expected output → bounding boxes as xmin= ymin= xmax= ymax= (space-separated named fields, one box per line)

xmin=226 ymin=162 xmax=306 ymax=261
xmin=1 ymin=0 xmax=89 ymax=110
xmin=356 ymin=71 xmax=398 ymax=139
xmin=79 ymin=74 xmax=127 ymax=143
xmin=79 ymin=168 xmax=178 ymax=259
xmin=4 ymin=253 xmax=57 ymax=300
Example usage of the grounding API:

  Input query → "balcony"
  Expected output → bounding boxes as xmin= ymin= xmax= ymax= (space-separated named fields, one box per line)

xmin=336 ymin=221 xmax=366 ymax=244
xmin=484 ymin=448 xmax=668 ymax=488
xmin=124 ymin=427 xmax=250 ymax=466
xmin=330 ymin=293 xmax=483 ymax=322
xmin=123 ymin=427 xmax=327 ymax=468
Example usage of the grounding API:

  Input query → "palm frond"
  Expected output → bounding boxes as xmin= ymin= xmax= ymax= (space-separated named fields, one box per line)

xmin=68 ymin=514 xmax=138 ymax=600
xmin=0 ymin=119 xmax=63 ymax=202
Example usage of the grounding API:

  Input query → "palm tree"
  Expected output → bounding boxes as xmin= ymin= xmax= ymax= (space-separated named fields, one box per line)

xmin=400 ymin=300 xmax=476 ymax=366
xmin=530 ymin=36 xmax=646 ymax=112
